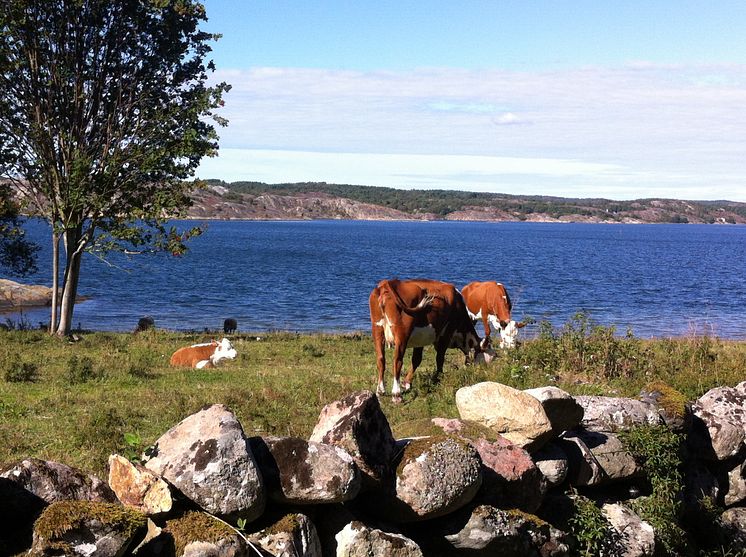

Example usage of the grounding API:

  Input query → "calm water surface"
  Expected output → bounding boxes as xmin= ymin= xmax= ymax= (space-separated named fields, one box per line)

xmin=4 ymin=220 xmax=746 ymax=339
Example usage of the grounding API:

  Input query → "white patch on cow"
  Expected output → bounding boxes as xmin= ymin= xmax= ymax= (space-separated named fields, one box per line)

xmin=210 ymin=337 xmax=238 ymax=365
xmin=382 ymin=316 xmax=396 ymax=346
xmin=377 ymin=380 xmax=386 ymax=395
xmin=499 ymin=321 xmax=521 ymax=348
xmin=467 ymin=308 xmax=482 ymax=321
xmin=407 ymin=325 xmax=436 ymax=348
xmin=195 ymin=359 xmax=211 ymax=369
xmin=488 ymin=314 xmax=501 ymax=331
xmin=392 ymin=377 xmax=401 ymax=396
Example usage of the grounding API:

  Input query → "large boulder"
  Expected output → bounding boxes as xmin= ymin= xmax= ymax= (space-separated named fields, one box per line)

xmin=524 ymin=386 xmax=584 ymax=435
xmin=143 ymin=404 xmax=265 ymax=521
xmin=393 ymin=436 xmax=482 ymax=521
xmin=639 ymin=383 xmax=689 ymax=432
xmin=601 ymin=503 xmax=655 ymax=557
xmin=456 ymin=382 xmax=553 ymax=451
xmin=108 ymin=454 xmax=173 ymax=515
xmin=30 ymin=501 xmax=146 ymax=557
xmin=249 ymin=436 xmax=360 ymax=504
xmin=0 ymin=279 xmax=55 ymax=310
xmin=335 ymin=521 xmax=423 ymax=557
xmin=247 ymin=513 xmax=322 ymax=557
xmin=1 ymin=458 xmax=117 ymax=504
xmin=395 ymin=418 xmax=546 ymax=512
xmin=440 ymin=505 xmax=571 ymax=556
xmin=309 ymin=391 xmax=396 ymax=489
xmin=689 ymin=384 xmax=746 ymax=461
xmin=574 ymin=396 xmax=663 ymax=432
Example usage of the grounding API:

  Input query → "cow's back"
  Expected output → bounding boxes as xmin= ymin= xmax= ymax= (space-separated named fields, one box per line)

xmin=169 ymin=343 xmax=215 ymax=367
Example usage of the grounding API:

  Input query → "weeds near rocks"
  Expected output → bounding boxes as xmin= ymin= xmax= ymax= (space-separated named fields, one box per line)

xmin=567 ymin=492 xmax=623 ymax=557
xmin=619 ymin=425 xmax=688 ymax=556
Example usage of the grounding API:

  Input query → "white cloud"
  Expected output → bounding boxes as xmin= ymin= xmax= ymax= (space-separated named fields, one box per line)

xmin=203 ymin=63 xmax=746 ymax=201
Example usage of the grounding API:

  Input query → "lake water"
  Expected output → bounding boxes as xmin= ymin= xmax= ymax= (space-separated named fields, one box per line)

xmin=4 ymin=220 xmax=746 ymax=339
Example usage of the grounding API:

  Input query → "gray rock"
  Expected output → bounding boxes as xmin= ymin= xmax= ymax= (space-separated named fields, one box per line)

xmin=442 ymin=505 xmax=571 ymax=556
xmin=602 ymin=503 xmax=655 ymax=557
xmin=689 ymin=384 xmax=746 ymax=461
xmin=309 ymin=390 xmax=396 ymax=489
xmin=30 ymin=500 xmax=146 ymax=557
xmin=335 ymin=521 xmax=423 ymax=556
xmin=249 ymin=436 xmax=361 ymax=504
xmin=575 ymin=396 xmax=663 ymax=432
xmin=533 ymin=442 xmax=570 ymax=487
xmin=456 ymin=382 xmax=554 ymax=451
xmin=248 ymin=513 xmax=322 ymax=557
xmin=524 ymin=386 xmax=585 ymax=435
xmin=394 ymin=436 xmax=482 ymax=521
xmin=1 ymin=457 xmax=117 ymax=504
xmin=569 ymin=429 xmax=642 ymax=483
xmin=720 ymin=507 xmax=746 ymax=545
xmin=723 ymin=459 xmax=746 ymax=507
xmin=403 ymin=417 xmax=547 ymax=512
xmin=557 ymin=432 xmax=606 ymax=487
xmin=144 ymin=404 xmax=265 ymax=521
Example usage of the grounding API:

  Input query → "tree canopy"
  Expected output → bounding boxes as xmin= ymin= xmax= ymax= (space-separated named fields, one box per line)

xmin=0 ymin=0 xmax=230 ymax=334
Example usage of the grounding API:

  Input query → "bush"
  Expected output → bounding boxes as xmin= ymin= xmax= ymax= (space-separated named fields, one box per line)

xmin=4 ymin=356 xmax=39 ymax=382
xmin=66 ymin=355 xmax=99 ymax=384
xmin=567 ymin=493 xmax=623 ymax=556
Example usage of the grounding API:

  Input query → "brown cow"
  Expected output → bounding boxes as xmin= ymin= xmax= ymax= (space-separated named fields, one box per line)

xmin=462 ymin=281 xmax=526 ymax=349
xmin=169 ymin=338 xmax=237 ymax=369
xmin=369 ymin=279 xmax=482 ymax=398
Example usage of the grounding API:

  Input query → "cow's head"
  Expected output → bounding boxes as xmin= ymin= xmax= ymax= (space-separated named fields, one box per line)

xmin=498 ymin=320 xmax=527 ymax=349
xmin=211 ymin=337 xmax=238 ymax=365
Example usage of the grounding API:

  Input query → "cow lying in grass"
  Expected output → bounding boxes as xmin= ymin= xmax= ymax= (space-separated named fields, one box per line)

xmin=169 ymin=338 xmax=237 ymax=369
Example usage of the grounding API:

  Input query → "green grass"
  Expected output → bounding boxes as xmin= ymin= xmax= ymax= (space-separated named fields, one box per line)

xmin=1 ymin=319 xmax=745 ymax=479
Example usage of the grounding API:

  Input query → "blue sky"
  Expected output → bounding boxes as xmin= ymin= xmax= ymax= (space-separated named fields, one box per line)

xmin=196 ymin=1 xmax=746 ymax=201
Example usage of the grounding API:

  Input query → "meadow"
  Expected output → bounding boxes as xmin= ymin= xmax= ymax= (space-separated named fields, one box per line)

xmin=1 ymin=313 xmax=745 ymax=479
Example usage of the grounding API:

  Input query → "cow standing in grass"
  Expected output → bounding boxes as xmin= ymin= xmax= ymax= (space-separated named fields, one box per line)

xmin=462 ymin=281 xmax=526 ymax=349
xmin=369 ymin=279 xmax=482 ymax=399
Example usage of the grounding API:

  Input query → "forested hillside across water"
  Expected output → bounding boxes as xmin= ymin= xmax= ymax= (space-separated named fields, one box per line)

xmin=192 ymin=180 xmax=746 ymax=223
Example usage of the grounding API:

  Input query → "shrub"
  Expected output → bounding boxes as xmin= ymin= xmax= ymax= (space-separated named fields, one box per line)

xmin=66 ymin=355 xmax=99 ymax=384
xmin=567 ymin=493 xmax=623 ymax=556
xmin=4 ymin=355 xmax=39 ymax=382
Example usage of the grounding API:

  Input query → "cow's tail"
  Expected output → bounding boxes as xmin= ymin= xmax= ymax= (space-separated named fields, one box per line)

xmin=379 ymin=280 xmax=435 ymax=316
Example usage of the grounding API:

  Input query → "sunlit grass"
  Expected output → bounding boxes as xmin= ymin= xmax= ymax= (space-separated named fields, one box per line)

xmin=1 ymin=318 xmax=744 ymax=478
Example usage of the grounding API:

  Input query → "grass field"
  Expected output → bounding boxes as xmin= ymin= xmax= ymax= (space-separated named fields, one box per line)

xmin=1 ymin=314 xmax=745 ymax=479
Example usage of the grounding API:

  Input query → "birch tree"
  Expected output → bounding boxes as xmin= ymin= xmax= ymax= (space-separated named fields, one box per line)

xmin=0 ymin=0 xmax=229 ymax=335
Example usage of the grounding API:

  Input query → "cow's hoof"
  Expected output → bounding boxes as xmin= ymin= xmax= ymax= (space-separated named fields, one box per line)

xmin=402 ymin=382 xmax=411 ymax=392
xmin=392 ymin=394 xmax=403 ymax=404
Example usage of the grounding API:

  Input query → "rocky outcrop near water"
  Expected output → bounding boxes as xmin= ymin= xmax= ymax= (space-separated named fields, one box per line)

xmin=3 ymin=382 xmax=746 ymax=556
xmin=0 ymin=279 xmax=55 ymax=311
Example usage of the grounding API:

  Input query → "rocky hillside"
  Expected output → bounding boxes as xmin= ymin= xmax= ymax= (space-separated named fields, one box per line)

xmin=189 ymin=182 xmax=746 ymax=224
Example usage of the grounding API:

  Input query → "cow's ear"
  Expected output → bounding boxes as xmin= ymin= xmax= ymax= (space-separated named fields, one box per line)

xmin=516 ymin=321 xmax=528 ymax=329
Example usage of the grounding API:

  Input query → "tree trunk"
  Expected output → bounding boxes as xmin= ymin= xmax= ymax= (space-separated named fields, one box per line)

xmin=49 ymin=230 xmax=60 ymax=334
xmin=55 ymin=228 xmax=84 ymax=337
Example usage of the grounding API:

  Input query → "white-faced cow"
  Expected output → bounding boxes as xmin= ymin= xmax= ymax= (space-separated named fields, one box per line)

xmin=462 ymin=281 xmax=526 ymax=349
xmin=369 ymin=279 xmax=483 ymax=399
xmin=169 ymin=338 xmax=237 ymax=369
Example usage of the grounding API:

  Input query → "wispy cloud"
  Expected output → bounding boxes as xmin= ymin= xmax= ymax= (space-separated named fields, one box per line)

xmin=202 ymin=63 xmax=746 ymax=200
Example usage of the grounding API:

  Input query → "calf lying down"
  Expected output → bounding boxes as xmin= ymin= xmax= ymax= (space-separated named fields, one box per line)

xmin=169 ymin=338 xmax=237 ymax=369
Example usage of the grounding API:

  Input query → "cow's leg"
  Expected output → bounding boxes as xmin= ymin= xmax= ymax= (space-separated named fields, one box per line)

xmin=372 ymin=324 xmax=387 ymax=395
xmin=434 ymin=341 xmax=448 ymax=385
xmin=481 ymin=313 xmax=493 ymax=349
xmin=391 ymin=342 xmax=407 ymax=397
xmin=403 ymin=347 xmax=423 ymax=392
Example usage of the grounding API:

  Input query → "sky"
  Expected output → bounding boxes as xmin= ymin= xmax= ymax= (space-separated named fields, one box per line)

xmin=195 ymin=1 xmax=746 ymax=201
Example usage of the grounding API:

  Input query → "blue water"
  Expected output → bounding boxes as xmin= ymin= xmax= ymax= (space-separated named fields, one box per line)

xmin=3 ymin=220 xmax=746 ymax=339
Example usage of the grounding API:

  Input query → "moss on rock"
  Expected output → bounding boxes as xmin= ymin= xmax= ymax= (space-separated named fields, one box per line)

xmin=165 ymin=511 xmax=238 ymax=556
